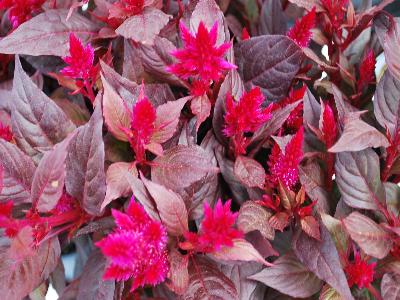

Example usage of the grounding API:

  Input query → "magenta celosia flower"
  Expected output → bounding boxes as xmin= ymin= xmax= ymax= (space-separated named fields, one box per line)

xmin=61 ymin=33 xmax=96 ymax=81
xmin=109 ymin=0 xmax=145 ymax=19
xmin=267 ymin=127 xmax=304 ymax=189
xmin=121 ymin=87 xmax=157 ymax=163
xmin=357 ymin=49 xmax=376 ymax=93
xmin=344 ymin=249 xmax=376 ymax=289
xmin=223 ymin=87 xmax=271 ymax=156
xmin=182 ymin=199 xmax=243 ymax=253
xmin=287 ymin=7 xmax=316 ymax=48
xmin=0 ymin=0 xmax=45 ymax=29
xmin=0 ymin=121 xmax=13 ymax=142
xmin=96 ymin=199 xmax=169 ymax=291
xmin=168 ymin=21 xmax=236 ymax=83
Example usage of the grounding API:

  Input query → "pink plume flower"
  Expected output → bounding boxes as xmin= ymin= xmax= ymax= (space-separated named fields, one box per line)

xmin=223 ymin=87 xmax=272 ymax=156
xmin=287 ymin=7 xmax=316 ymax=48
xmin=168 ymin=21 xmax=236 ymax=83
xmin=182 ymin=199 xmax=243 ymax=253
xmin=96 ymin=199 xmax=169 ymax=291
xmin=61 ymin=33 xmax=96 ymax=82
xmin=321 ymin=0 xmax=348 ymax=35
xmin=344 ymin=249 xmax=376 ymax=289
xmin=267 ymin=127 xmax=304 ymax=189
xmin=0 ymin=0 xmax=45 ymax=29
xmin=122 ymin=86 xmax=157 ymax=163
xmin=357 ymin=49 xmax=376 ymax=93
xmin=0 ymin=121 xmax=13 ymax=142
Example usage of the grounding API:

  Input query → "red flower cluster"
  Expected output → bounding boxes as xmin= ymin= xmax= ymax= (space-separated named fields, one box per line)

xmin=344 ymin=249 xmax=376 ymax=289
xmin=0 ymin=121 xmax=12 ymax=142
xmin=357 ymin=50 xmax=376 ymax=93
xmin=321 ymin=0 xmax=348 ymax=35
xmin=224 ymin=87 xmax=271 ymax=156
xmin=122 ymin=87 xmax=157 ymax=163
xmin=287 ymin=7 xmax=316 ymax=48
xmin=96 ymin=199 xmax=169 ymax=291
xmin=109 ymin=0 xmax=145 ymax=19
xmin=267 ymin=127 xmax=304 ymax=189
xmin=0 ymin=0 xmax=45 ymax=29
xmin=61 ymin=34 xmax=98 ymax=102
xmin=181 ymin=199 xmax=243 ymax=253
xmin=168 ymin=21 xmax=236 ymax=95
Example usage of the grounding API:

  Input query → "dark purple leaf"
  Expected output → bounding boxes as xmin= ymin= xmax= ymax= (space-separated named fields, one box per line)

xmin=66 ymin=104 xmax=106 ymax=216
xmin=0 ymin=10 xmax=99 ymax=56
xmin=249 ymin=253 xmax=322 ymax=298
xmin=374 ymin=70 xmax=400 ymax=137
xmin=335 ymin=149 xmax=385 ymax=210
xmin=343 ymin=212 xmax=392 ymax=259
xmin=11 ymin=56 xmax=75 ymax=162
xmin=76 ymin=250 xmax=115 ymax=300
xmin=303 ymin=88 xmax=321 ymax=129
xmin=116 ymin=8 xmax=171 ymax=45
xmin=258 ymin=0 xmax=287 ymax=35
xmin=179 ymin=257 xmax=239 ymax=300
xmin=0 ymin=139 xmax=36 ymax=204
xmin=235 ymin=36 xmax=303 ymax=101
xmin=33 ymin=132 xmax=76 ymax=212
xmin=234 ymin=156 xmax=265 ymax=189
xmin=151 ymin=145 xmax=218 ymax=191
xmin=292 ymin=225 xmax=354 ymax=300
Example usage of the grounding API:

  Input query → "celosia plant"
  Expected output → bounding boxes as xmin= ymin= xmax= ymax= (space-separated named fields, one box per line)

xmin=0 ymin=0 xmax=399 ymax=299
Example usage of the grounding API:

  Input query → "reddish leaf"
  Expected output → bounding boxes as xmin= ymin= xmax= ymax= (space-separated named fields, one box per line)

xmin=300 ymin=216 xmax=321 ymax=240
xmin=0 ymin=237 xmax=60 ymax=299
xmin=151 ymin=145 xmax=218 ymax=191
xmin=249 ymin=253 xmax=322 ymax=298
xmin=116 ymin=8 xmax=171 ymax=45
xmin=292 ymin=226 xmax=354 ymax=300
xmin=190 ymin=95 xmax=211 ymax=132
xmin=329 ymin=114 xmax=389 ymax=152
xmin=151 ymin=97 xmax=189 ymax=144
xmin=11 ymin=56 xmax=75 ymax=162
xmin=66 ymin=104 xmax=106 ymax=216
xmin=180 ymin=257 xmax=238 ymax=300
xmin=0 ymin=139 xmax=36 ymax=204
xmin=287 ymin=8 xmax=316 ymax=48
xmin=269 ymin=212 xmax=290 ymax=231
xmin=335 ymin=149 xmax=385 ymax=210
xmin=237 ymin=201 xmax=275 ymax=240
xmin=234 ymin=156 xmax=265 ymax=189
xmin=378 ymin=18 xmax=400 ymax=81
xmin=288 ymin=0 xmax=322 ymax=11
xmin=76 ymin=250 xmax=115 ymax=300
xmin=101 ymin=73 xmax=130 ymax=142
xmin=166 ymin=249 xmax=189 ymax=295
xmin=141 ymin=175 xmax=188 ymax=236
xmin=320 ymin=214 xmax=349 ymax=258
xmin=381 ymin=273 xmax=400 ymax=300
xmin=0 ymin=10 xmax=99 ymax=56
xmin=235 ymin=36 xmax=303 ymax=101
xmin=374 ymin=70 xmax=400 ymax=138
xmin=103 ymin=162 xmax=138 ymax=210
xmin=33 ymin=133 xmax=76 ymax=212
xmin=343 ymin=212 xmax=392 ymax=259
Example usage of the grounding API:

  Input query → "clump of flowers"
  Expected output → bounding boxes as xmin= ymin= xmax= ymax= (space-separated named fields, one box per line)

xmin=60 ymin=33 xmax=99 ymax=103
xmin=223 ymin=87 xmax=272 ymax=156
xmin=180 ymin=199 xmax=243 ymax=253
xmin=344 ymin=249 xmax=376 ymax=289
xmin=168 ymin=21 xmax=236 ymax=96
xmin=0 ymin=0 xmax=45 ymax=29
xmin=96 ymin=199 xmax=169 ymax=290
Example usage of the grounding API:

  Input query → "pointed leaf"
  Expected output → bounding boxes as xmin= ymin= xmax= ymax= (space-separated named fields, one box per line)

xmin=237 ymin=201 xmax=275 ymax=240
xmin=11 ymin=56 xmax=75 ymax=162
xmin=235 ymin=36 xmax=303 ymax=101
xmin=151 ymin=145 xmax=218 ymax=190
xmin=66 ymin=104 xmax=106 ymax=216
xmin=292 ymin=226 xmax=354 ymax=300
xmin=381 ymin=273 xmax=400 ymax=300
xmin=33 ymin=133 xmax=76 ymax=212
xmin=258 ymin=0 xmax=287 ymax=35
xmin=0 ymin=10 xmax=99 ymax=56
xmin=116 ymin=8 xmax=171 ymax=45
xmin=101 ymin=73 xmax=130 ymax=142
xmin=141 ymin=176 xmax=188 ymax=236
xmin=249 ymin=253 xmax=322 ymax=298
xmin=166 ymin=249 xmax=189 ymax=295
xmin=335 ymin=149 xmax=385 ymax=210
xmin=0 ymin=139 xmax=36 ymax=203
xmin=343 ymin=212 xmax=392 ymax=259
xmin=234 ymin=156 xmax=265 ymax=189
xmin=300 ymin=216 xmax=321 ymax=240
xmin=191 ymin=94 xmax=211 ymax=132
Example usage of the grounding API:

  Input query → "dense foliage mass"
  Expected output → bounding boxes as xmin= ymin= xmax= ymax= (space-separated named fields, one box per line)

xmin=0 ymin=0 xmax=399 ymax=299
